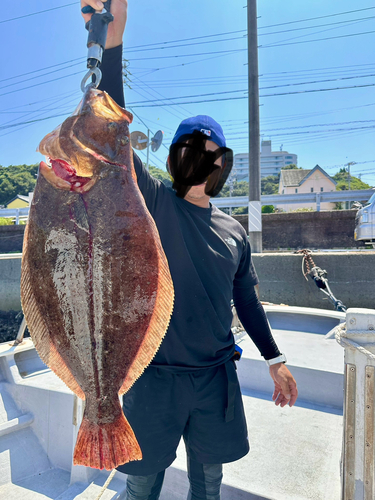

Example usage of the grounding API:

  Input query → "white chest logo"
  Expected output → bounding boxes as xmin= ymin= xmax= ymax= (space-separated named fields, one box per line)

xmin=225 ymin=237 xmax=237 ymax=248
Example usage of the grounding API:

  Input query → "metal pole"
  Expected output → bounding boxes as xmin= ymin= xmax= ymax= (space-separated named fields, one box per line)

xmin=346 ymin=161 xmax=356 ymax=209
xmin=146 ymin=129 xmax=150 ymax=171
xmin=247 ymin=0 xmax=262 ymax=253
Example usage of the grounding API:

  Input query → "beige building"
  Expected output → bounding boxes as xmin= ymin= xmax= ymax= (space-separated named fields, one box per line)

xmin=277 ymin=165 xmax=337 ymax=212
xmin=5 ymin=195 xmax=30 ymax=209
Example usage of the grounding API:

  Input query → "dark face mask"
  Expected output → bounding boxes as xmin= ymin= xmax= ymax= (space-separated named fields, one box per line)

xmin=169 ymin=132 xmax=233 ymax=198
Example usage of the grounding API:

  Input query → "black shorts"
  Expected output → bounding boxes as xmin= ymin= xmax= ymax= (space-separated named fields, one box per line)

xmin=117 ymin=361 xmax=249 ymax=476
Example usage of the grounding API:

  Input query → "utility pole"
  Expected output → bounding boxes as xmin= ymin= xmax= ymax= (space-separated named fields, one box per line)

xmin=247 ymin=0 xmax=262 ymax=253
xmin=346 ymin=161 xmax=356 ymax=208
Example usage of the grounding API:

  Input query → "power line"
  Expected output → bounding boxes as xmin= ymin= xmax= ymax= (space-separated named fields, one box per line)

xmin=261 ymin=29 xmax=375 ymax=49
xmin=122 ymin=9 xmax=375 ymax=51
xmin=257 ymin=6 xmax=375 ymax=29
xmin=2 ymin=54 xmax=369 ymax=101
xmin=258 ymin=15 xmax=374 ymax=49
xmin=125 ymin=29 xmax=246 ymax=51
xmin=129 ymin=48 xmax=247 ymax=62
xmin=128 ymin=50 xmax=239 ymax=76
xmin=223 ymin=120 xmax=375 ymax=137
xmin=261 ymin=82 xmax=375 ymax=98
xmin=133 ymin=70 xmax=375 ymax=89
xmin=128 ymin=89 xmax=246 ymax=106
xmin=268 ymin=126 xmax=375 ymax=148
xmin=1 ymin=57 xmax=85 ymax=84
xmin=0 ymin=2 xmax=76 ymax=25
xmin=0 ymin=113 xmax=71 ymax=131
xmin=231 ymin=125 xmax=375 ymax=139
xmin=133 ymin=62 xmax=375 ymax=83
xmin=126 ymin=82 xmax=375 ymax=107
xmin=0 ymin=89 xmax=84 ymax=113
xmin=127 ymin=28 xmax=375 ymax=60
xmin=127 ymin=35 xmax=246 ymax=54
xmin=127 ymin=80 xmax=375 ymax=107
xmin=0 ymin=95 xmax=80 ymax=138
xmin=0 ymin=61 xmax=84 ymax=91
xmin=131 ymin=73 xmax=189 ymax=119
xmin=258 ymin=15 xmax=375 ymax=37
xmin=0 ymin=70 xmax=84 ymax=99
xmin=129 ymin=83 xmax=186 ymax=122
xmin=124 ymin=16 xmax=375 ymax=54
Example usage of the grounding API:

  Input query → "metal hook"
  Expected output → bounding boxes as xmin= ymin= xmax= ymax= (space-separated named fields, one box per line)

xmin=81 ymin=67 xmax=102 ymax=93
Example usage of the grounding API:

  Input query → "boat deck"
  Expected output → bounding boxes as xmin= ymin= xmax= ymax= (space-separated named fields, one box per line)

xmin=0 ymin=305 xmax=346 ymax=500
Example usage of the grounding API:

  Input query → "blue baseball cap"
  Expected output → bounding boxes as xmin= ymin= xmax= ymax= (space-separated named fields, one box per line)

xmin=171 ymin=115 xmax=226 ymax=148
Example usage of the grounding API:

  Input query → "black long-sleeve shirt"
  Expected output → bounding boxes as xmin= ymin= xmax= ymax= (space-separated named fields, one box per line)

xmin=98 ymin=46 xmax=281 ymax=365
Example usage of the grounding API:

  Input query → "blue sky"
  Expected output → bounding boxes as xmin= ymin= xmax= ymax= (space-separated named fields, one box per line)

xmin=1 ymin=1 xmax=375 ymax=187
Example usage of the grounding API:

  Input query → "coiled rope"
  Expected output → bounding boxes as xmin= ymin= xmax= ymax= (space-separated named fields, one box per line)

xmin=334 ymin=322 xmax=375 ymax=361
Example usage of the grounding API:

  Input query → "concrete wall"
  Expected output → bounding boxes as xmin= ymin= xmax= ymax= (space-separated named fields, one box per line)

xmin=0 ymin=257 xmax=22 ymax=311
xmin=0 ymin=225 xmax=25 ymax=254
xmin=234 ymin=209 xmax=366 ymax=250
xmin=0 ymin=209 xmax=365 ymax=254
xmin=1 ymin=252 xmax=374 ymax=312
xmin=252 ymin=252 xmax=375 ymax=310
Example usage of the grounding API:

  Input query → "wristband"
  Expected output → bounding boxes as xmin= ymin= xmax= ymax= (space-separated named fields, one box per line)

xmin=265 ymin=353 xmax=287 ymax=366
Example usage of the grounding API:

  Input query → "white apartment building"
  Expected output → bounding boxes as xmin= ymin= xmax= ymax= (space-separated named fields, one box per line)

xmin=231 ymin=140 xmax=298 ymax=181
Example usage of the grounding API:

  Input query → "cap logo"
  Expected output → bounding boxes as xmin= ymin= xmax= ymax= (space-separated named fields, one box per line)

xmin=200 ymin=129 xmax=212 ymax=137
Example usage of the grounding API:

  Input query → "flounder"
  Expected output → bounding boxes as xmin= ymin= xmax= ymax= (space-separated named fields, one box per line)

xmin=21 ymin=89 xmax=174 ymax=470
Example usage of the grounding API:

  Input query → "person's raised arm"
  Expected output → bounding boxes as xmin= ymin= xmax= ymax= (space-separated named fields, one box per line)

xmin=80 ymin=0 xmax=165 ymax=212
xmin=81 ymin=0 xmax=127 ymax=50
xmin=80 ymin=0 xmax=127 ymax=107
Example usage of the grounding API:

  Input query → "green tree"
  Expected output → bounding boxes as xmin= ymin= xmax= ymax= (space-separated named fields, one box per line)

xmin=147 ymin=164 xmax=173 ymax=188
xmin=0 ymin=164 xmax=38 ymax=206
xmin=0 ymin=217 xmax=13 ymax=225
xmin=232 ymin=207 xmax=248 ymax=215
xmin=217 ymin=180 xmax=248 ymax=198
xmin=261 ymin=174 xmax=279 ymax=195
xmin=333 ymin=169 xmax=371 ymax=191
xmin=262 ymin=205 xmax=275 ymax=213
xmin=281 ymin=164 xmax=300 ymax=170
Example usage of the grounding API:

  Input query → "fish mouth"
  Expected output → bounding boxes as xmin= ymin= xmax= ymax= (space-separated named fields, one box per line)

xmin=41 ymin=152 xmax=126 ymax=193
xmin=41 ymin=157 xmax=97 ymax=193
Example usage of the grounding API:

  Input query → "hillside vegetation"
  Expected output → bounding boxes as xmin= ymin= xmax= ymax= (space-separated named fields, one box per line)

xmin=0 ymin=164 xmax=38 ymax=207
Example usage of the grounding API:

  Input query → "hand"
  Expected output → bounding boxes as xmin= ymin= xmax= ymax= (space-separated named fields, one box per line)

xmin=81 ymin=0 xmax=128 ymax=49
xmin=269 ymin=363 xmax=298 ymax=408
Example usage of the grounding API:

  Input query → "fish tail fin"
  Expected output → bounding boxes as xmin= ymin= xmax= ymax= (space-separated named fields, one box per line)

xmin=73 ymin=411 xmax=142 ymax=470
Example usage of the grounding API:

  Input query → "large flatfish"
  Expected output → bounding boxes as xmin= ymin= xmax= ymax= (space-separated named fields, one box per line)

xmin=21 ymin=88 xmax=174 ymax=470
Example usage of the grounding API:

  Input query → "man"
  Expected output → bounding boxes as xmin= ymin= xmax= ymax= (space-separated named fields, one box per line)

xmin=81 ymin=2 xmax=298 ymax=499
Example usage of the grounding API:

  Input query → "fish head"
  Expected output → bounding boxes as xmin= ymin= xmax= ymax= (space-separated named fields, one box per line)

xmin=38 ymin=89 xmax=133 ymax=193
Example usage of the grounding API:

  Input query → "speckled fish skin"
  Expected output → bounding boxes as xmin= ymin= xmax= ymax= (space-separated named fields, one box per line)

xmin=21 ymin=89 xmax=174 ymax=470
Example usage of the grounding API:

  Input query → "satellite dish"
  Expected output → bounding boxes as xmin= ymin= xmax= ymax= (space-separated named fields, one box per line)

xmin=130 ymin=131 xmax=148 ymax=151
xmin=151 ymin=130 xmax=164 ymax=153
